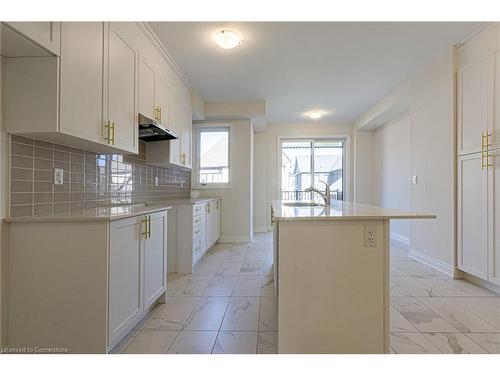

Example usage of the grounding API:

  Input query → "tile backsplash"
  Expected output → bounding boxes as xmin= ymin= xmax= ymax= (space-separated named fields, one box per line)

xmin=9 ymin=135 xmax=191 ymax=217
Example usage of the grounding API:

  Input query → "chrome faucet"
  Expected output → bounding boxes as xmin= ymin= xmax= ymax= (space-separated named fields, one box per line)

xmin=305 ymin=181 xmax=331 ymax=206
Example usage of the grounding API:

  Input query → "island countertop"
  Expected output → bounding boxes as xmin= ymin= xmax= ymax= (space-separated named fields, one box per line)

xmin=272 ymin=200 xmax=436 ymax=221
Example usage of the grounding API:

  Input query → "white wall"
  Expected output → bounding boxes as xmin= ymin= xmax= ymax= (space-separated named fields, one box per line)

xmin=355 ymin=48 xmax=455 ymax=267
xmin=254 ymin=122 xmax=353 ymax=232
xmin=193 ymin=120 xmax=254 ymax=242
xmin=409 ymin=49 xmax=455 ymax=266
xmin=373 ymin=115 xmax=410 ymax=240
xmin=353 ymin=130 xmax=374 ymax=205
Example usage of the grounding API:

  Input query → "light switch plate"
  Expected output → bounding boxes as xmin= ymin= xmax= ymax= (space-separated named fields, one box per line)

xmin=412 ymin=175 xmax=418 ymax=184
xmin=54 ymin=168 xmax=64 ymax=185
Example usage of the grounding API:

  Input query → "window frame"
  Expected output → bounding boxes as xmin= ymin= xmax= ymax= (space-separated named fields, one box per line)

xmin=277 ymin=135 xmax=351 ymax=201
xmin=193 ymin=123 xmax=233 ymax=190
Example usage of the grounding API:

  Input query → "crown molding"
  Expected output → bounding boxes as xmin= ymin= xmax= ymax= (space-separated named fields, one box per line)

xmin=452 ymin=22 xmax=492 ymax=48
xmin=136 ymin=22 xmax=192 ymax=89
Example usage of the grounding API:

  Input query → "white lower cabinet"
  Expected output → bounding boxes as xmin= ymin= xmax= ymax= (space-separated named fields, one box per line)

xmin=458 ymin=150 xmax=500 ymax=286
xmin=167 ymin=199 xmax=221 ymax=274
xmin=7 ymin=208 xmax=168 ymax=353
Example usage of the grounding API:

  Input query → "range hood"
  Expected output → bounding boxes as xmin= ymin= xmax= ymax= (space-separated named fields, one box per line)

xmin=138 ymin=113 xmax=178 ymax=142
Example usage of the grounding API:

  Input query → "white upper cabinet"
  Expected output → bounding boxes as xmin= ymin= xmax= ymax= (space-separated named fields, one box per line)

xmin=138 ymin=57 xmax=156 ymax=121
xmin=168 ymin=91 xmax=183 ymax=167
xmin=59 ymin=22 xmax=105 ymax=145
xmin=105 ymin=23 xmax=139 ymax=154
xmin=155 ymin=76 xmax=170 ymax=128
xmin=6 ymin=22 xmax=61 ymax=55
xmin=180 ymin=100 xmax=193 ymax=168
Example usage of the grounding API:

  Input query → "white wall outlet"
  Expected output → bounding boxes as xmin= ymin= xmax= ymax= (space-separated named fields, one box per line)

xmin=53 ymin=168 xmax=64 ymax=185
xmin=364 ymin=225 xmax=376 ymax=247
xmin=154 ymin=176 xmax=159 ymax=186
xmin=412 ymin=175 xmax=418 ymax=184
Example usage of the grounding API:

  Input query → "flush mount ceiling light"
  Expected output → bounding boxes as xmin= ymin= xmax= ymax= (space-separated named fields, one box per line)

xmin=308 ymin=111 xmax=324 ymax=120
xmin=212 ymin=29 xmax=242 ymax=50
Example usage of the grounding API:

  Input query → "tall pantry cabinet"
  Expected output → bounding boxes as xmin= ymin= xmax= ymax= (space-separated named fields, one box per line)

xmin=457 ymin=23 xmax=500 ymax=286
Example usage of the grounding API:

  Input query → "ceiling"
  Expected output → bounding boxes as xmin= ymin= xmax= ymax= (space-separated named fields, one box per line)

xmin=149 ymin=22 xmax=481 ymax=124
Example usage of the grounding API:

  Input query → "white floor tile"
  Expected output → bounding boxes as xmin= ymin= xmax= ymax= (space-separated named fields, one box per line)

xmin=122 ymin=330 xmax=179 ymax=354
xmin=232 ymin=277 xmax=262 ymax=296
xmin=144 ymin=297 xmax=199 ymax=331
xmin=212 ymin=331 xmax=258 ymax=354
xmin=204 ymin=276 xmax=237 ymax=297
xmin=221 ymin=297 xmax=260 ymax=331
xmin=423 ymin=333 xmax=488 ymax=354
xmin=257 ymin=332 xmax=278 ymax=354
xmin=167 ymin=331 xmax=218 ymax=354
xmin=390 ymin=333 xmax=440 ymax=354
xmin=183 ymin=297 xmax=230 ymax=331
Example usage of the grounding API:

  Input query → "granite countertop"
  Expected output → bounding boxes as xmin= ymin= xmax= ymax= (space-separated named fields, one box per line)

xmin=272 ymin=200 xmax=436 ymax=221
xmin=147 ymin=198 xmax=220 ymax=206
xmin=5 ymin=204 xmax=171 ymax=223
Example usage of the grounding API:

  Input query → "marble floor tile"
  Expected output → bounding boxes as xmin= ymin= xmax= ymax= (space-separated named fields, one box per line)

xmin=417 ymin=297 xmax=498 ymax=333
xmin=390 ymin=306 xmax=417 ymax=333
xmin=183 ymin=297 xmax=230 ymax=331
xmin=167 ymin=331 xmax=218 ymax=354
xmin=423 ymin=333 xmax=488 ymax=354
xmin=392 ymin=276 xmax=439 ymax=297
xmin=212 ymin=331 xmax=258 ymax=354
xmin=452 ymin=298 xmax=500 ymax=329
xmin=391 ymin=283 xmax=411 ymax=297
xmin=259 ymin=297 xmax=278 ymax=332
xmin=143 ymin=297 xmax=199 ymax=331
xmin=466 ymin=333 xmax=500 ymax=353
xmin=232 ymin=277 xmax=262 ymax=296
xmin=257 ymin=332 xmax=278 ymax=354
xmin=216 ymin=260 xmax=243 ymax=276
xmin=418 ymin=277 xmax=497 ymax=297
xmin=204 ymin=276 xmax=237 ymax=297
xmin=239 ymin=261 xmax=263 ymax=276
xmin=122 ymin=330 xmax=179 ymax=354
xmin=221 ymin=297 xmax=260 ymax=331
xmin=392 ymin=261 xmax=437 ymax=276
xmin=131 ymin=303 xmax=163 ymax=331
xmin=253 ymin=232 xmax=273 ymax=243
xmin=391 ymin=297 xmax=459 ymax=332
xmin=390 ymin=333 xmax=441 ymax=354
xmin=167 ymin=275 xmax=213 ymax=297
xmin=390 ymin=267 xmax=406 ymax=277
xmin=261 ymin=277 xmax=275 ymax=297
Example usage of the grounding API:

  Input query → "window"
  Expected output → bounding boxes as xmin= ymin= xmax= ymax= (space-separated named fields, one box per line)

xmin=195 ymin=126 xmax=230 ymax=187
xmin=280 ymin=138 xmax=345 ymax=201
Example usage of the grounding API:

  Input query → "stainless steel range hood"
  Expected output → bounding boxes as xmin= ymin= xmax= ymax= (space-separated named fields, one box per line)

xmin=138 ymin=113 xmax=178 ymax=142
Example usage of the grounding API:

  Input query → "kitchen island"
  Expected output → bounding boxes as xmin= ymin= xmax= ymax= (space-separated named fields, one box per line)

xmin=271 ymin=199 xmax=435 ymax=354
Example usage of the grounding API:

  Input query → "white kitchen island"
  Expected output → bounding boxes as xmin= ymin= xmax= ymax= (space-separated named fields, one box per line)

xmin=272 ymin=200 xmax=435 ymax=354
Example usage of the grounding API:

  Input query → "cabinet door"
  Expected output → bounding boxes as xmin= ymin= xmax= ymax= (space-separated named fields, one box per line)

xmin=155 ymin=76 xmax=170 ymax=127
xmin=109 ymin=216 xmax=142 ymax=345
xmin=168 ymin=91 xmax=182 ymax=166
xmin=7 ymin=22 xmax=61 ymax=55
xmin=457 ymin=60 xmax=489 ymax=156
xmin=457 ymin=153 xmax=488 ymax=279
xmin=215 ymin=199 xmax=221 ymax=241
xmin=180 ymin=101 xmax=193 ymax=168
xmin=138 ymin=57 xmax=156 ymax=121
xmin=488 ymin=149 xmax=500 ymax=285
xmin=143 ymin=212 xmax=167 ymax=309
xmin=59 ymin=22 xmax=104 ymax=144
xmin=205 ymin=202 xmax=215 ymax=249
xmin=106 ymin=23 xmax=138 ymax=153
xmin=493 ymin=49 xmax=500 ymax=150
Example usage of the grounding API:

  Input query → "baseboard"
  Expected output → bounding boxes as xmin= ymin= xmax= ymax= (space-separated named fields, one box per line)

xmin=463 ymin=273 xmax=500 ymax=295
xmin=254 ymin=227 xmax=267 ymax=233
xmin=390 ymin=232 xmax=410 ymax=247
xmin=408 ymin=249 xmax=455 ymax=277
xmin=218 ymin=235 xmax=251 ymax=243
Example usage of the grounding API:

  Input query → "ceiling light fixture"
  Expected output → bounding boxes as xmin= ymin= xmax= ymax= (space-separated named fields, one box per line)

xmin=308 ymin=111 xmax=324 ymax=120
xmin=213 ymin=29 xmax=242 ymax=50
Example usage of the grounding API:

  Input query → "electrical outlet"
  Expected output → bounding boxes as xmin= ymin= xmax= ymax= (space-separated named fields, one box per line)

xmin=54 ymin=168 xmax=64 ymax=185
xmin=154 ymin=176 xmax=159 ymax=186
xmin=413 ymin=175 xmax=418 ymax=184
xmin=364 ymin=225 xmax=376 ymax=247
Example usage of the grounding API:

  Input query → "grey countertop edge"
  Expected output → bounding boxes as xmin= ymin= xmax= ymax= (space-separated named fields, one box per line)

xmin=273 ymin=214 xmax=437 ymax=222
xmin=4 ymin=206 xmax=172 ymax=223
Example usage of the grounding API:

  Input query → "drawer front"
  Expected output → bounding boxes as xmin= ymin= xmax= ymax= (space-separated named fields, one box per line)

xmin=193 ymin=204 xmax=204 ymax=216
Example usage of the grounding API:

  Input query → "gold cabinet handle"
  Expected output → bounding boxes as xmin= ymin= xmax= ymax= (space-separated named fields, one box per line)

xmin=110 ymin=122 xmax=115 ymax=145
xmin=271 ymin=206 xmax=275 ymax=226
xmin=104 ymin=121 xmax=111 ymax=144
xmin=142 ymin=216 xmax=149 ymax=239
xmin=181 ymin=153 xmax=186 ymax=165
xmin=482 ymin=151 xmax=495 ymax=170
xmin=482 ymin=132 xmax=492 ymax=150
xmin=148 ymin=215 xmax=151 ymax=239
xmin=159 ymin=106 xmax=162 ymax=123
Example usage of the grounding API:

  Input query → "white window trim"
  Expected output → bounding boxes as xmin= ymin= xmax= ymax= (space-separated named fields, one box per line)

xmin=276 ymin=134 xmax=351 ymax=202
xmin=193 ymin=123 xmax=233 ymax=190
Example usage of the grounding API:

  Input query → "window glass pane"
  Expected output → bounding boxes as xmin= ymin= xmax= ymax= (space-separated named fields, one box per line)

xmin=313 ymin=140 xmax=343 ymax=200
xmin=199 ymin=129 xmax=229 ymax=184
xmin=281 ymin=141 xmax=312 ymax=200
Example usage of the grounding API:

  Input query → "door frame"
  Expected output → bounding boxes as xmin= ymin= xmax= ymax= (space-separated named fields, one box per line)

xmin=276 ymin=134 xmax=351 ymax=202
